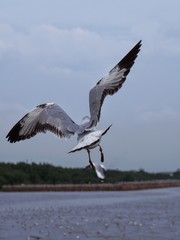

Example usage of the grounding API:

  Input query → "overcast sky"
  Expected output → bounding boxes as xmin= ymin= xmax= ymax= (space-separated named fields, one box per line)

xmin=0 ymin=0 xmax=180 ymax=172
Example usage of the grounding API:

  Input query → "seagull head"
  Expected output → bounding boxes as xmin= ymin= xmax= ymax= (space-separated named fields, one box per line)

xmin=81 ymin=116 xmax=90 ymax=124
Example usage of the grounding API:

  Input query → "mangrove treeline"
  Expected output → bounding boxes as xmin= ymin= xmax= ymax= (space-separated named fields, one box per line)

xmin=0 ymin=162 xmax=180 ymax=188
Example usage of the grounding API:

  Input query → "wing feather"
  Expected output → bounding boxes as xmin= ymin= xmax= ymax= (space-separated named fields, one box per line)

xmin=6 ymin=103 xmax=79 ymax=143
xmin=89 ymin=40 xmax=142 ymax=127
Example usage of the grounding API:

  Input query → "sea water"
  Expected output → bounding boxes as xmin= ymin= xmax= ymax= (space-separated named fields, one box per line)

xmin=0 ymin=188 xmax=180 ymax=240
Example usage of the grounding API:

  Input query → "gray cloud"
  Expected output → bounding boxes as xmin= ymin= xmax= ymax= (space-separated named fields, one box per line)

xmin=1 ymin=0 xmax=180 ymax=172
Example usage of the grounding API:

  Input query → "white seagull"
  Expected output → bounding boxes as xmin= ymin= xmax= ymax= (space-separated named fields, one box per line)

xmin=6 ymin=40 xmax=142 ymax=179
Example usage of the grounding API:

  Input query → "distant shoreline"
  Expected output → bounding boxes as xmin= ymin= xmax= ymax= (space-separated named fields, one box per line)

xmin=2 ymin=180 xmax=180 ymax=192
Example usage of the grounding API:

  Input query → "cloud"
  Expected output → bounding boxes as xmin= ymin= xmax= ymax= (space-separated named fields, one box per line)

xmin=0 ymin=23 xmax=140 ymax=69
xmin=0 ymin=24 xmax=100 ymax=59
xmin=1 ymin=0 xmax=180 ymax=172
xmin=0 ymin=23 xmax=15 ymax=57
xmin=0 ymin=103 xmax=29 ymax=140
xmin=135 ymin=106 xmax=180 ymax=124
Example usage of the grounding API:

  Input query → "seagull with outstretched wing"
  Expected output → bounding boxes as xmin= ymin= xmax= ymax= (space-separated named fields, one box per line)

xmin=6 ymin=40 xmax=142 ymax=179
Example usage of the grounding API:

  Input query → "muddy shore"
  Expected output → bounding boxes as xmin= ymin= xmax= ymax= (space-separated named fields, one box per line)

xmin=2 ymin=180 xmax=180 ymax=192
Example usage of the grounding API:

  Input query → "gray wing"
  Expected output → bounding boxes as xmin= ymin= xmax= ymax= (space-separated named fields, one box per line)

xmin=6 ymin=103 xmax=79 ymax=143
xmin=88 ymin=40 xmax=142 ymax=128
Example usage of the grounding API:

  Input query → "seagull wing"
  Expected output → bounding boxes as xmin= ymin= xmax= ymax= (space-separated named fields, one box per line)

xmin=6 ymin=103 xmax=79 ymax=143
xmin=88 ymin=40 xmax=142 ymax=128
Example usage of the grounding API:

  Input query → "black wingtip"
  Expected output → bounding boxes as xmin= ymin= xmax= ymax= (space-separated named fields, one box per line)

xmin=6 ymin=121 xmax=22 ymax=143
xmin=119 ymin=40 xmax=142 ymax=72
xmin=109 ymin=40 xmax=142 ymax=77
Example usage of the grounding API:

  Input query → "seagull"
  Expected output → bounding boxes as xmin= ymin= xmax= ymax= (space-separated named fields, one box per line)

xmin=6 ymin=40 xmax=142 ymax=179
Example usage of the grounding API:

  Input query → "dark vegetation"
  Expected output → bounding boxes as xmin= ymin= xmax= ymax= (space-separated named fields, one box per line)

xmin=0 ymin=162 xmax=180 ymax=189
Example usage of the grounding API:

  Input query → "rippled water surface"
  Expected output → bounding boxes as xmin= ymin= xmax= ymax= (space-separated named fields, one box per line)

xmin=0 ymin=188 xmax=180 ymax=240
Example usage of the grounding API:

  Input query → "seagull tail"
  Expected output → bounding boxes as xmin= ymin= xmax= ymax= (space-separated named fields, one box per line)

xmin=102 ymin=124 xmax=112 ymax=136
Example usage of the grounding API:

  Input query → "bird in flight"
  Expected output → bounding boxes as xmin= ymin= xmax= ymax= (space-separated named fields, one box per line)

xmin=6 ymin=40 xmax=142 ymax=179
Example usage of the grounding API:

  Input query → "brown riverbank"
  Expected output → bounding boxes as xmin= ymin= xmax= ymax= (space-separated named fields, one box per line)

xmin=2 ymin=180 xmax=180 ymax=192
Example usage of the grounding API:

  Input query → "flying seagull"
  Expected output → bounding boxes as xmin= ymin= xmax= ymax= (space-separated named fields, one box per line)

xmin=6 ymin=40 xmax=142 ymax=179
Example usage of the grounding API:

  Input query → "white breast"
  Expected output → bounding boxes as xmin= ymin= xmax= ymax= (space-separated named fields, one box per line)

xmin=70 ymin=130 xmax=104 ymax=152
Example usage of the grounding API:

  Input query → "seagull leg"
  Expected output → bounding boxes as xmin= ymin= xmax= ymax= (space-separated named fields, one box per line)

xmin=98 ymin=144 xmax=104 ymax=162
xmin=87 ymin=149 xmax=95 ymax=170
xmin=87 ymin=148 xmax=105 ymax=179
